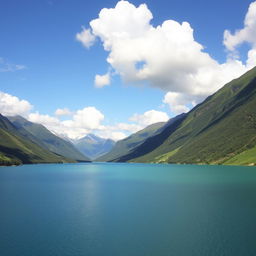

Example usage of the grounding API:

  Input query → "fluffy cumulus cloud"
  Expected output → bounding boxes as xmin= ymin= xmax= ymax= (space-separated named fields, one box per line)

xmin=72 ymin=107 xmax=104 ymax=130
xmin=109 ymin=132 xmax=127 ymax=141
xmin=77 ymin=1 xmax=256 ymax=114
xmin=247 ymin=48 xmax=256 ymax=68
xmin=94 ymin=73 xmax=110 ymax=88
xmin=224 ymin=1 xmax=256 ymax=52
xmin=95 ymin=130 xmax=127 ymax=141
xmin=29 ymin=107 xmax=105 ymax=139
xmin=76 ymin=27 xmax=96 ymax=48
xmin=163 ymin=92 xmax=191 ymax=114
xmin=223 ymin=1 xmax=256 ymax=70
xmin=27 ymin=108 xmax=168 ymax=141
xmin=129 ymin=110 xmax=169 ymax=126
xmin=55 ymin=108 xmax=72 ymax=116
xmin=0 ymin=91 xmax=33 ymax=116
xmin=115 ymin=123 xmax=142 ymax=133
xmin=28 ymin=113 xmax=60 ymax=126
xmin=0 ymin=91 xmax=168 ymax=141
xmin=95 ymin=109 xmax=169 ymax=140
xmin=27 ymin=108 xmax=170 ymax=141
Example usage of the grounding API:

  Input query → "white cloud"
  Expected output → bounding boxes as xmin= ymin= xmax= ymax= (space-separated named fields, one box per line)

xmin=223 ymin=1 xmax=256 ymax=72
xmin=224 ymin=1 xmax=256 ymax=51
xmin=163 ymin=92 xmax=191 ymax=114
xmin=92 ymin=109 xmax=169 ymax=141
xmin=0 ymin=58 xmax=26 ymax=72
xmin=0 ymin=90 xmax=165 ymax=141
xmin=28 ymin=107 xmax=105 ymax=139
xmin=78 ymin=1 xmax=255 ymax=114
xmin=0 ymin=90 xmax=135 ymax=141
xmin=109 ymin=132 xmax=127 ymax=141
xmin=55 ymin=108 xmax=72 ymax=116
xmin=0 ymin=91 xmax=33 ymax=116
xmin=115 ymin=123 xmax=142 ymax=133
xmin=55 ymin=108 xmax=168 ymax=141
xmin=72 ymin=107 xmax=104 ymax=129
xmin=28 ymin=112 xmax=60 ymax=126
xmin=27 ymin=107 xmax=151 ymax=141
xmin=94 ymin=73 xmax=110 ymax=88
xmin=52 ymin=107 xmax=105 ymax=139
xmin=129 ymin=110 xmax=169 ymax=126
xmin=76 ymin=27 xmax=96 ymax=48
xmin=90 ymin=1 xmax=152 ymax=51
xmin=95 ymin=130 xmax=127 ymax=141
xmin=247 ymin=48 xmax=256 ymax=69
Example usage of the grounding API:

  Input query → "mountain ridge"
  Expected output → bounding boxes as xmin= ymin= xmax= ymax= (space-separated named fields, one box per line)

xmin=96 ymin=122 xmax=166 ymax=162
xmin=115 ymin=66 xmax=256 ymax=165
xmin=73 ymin=134 xmax=115 ymax=160
xmin=8 ymin=115 xmax=90 ymax=162
xmin=0 ymin=114 xmax=74 ymax=165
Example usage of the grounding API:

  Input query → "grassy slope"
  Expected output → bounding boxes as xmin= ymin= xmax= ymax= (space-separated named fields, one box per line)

xmin=126 ymin=66 xmax=256 ymax=165
xmin=115 ymin=115 xmax=186 ymax=162
xmin=224 ymin=145 xmax=256 ymax=166
xmin=0 ymin=115 xmax=73 ymax=165
xmin=8 ymin=116 xmax=90 ymax=161
xmin=96 ymin=122 xmax=165 ymax=162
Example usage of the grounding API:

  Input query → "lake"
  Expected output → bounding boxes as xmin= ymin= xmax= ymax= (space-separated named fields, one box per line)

xmin=0 ymin=163 xmax=256 ymax=256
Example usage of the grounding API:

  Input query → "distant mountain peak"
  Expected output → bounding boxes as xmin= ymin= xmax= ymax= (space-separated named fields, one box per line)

xmin=72 ymin=133 xmax=115 ymax=160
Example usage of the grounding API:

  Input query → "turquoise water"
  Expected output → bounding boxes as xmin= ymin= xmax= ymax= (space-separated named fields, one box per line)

xmin=1 ymin=163 xmax=256 ymax=256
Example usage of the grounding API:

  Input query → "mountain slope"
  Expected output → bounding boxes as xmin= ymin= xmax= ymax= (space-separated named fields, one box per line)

xmin=0 ymin=114 xmax=72 ymax=165
xmin=119 ymin=66 xmax=256 ymax=165
xmin=97 ymin=122 xmax=165 ymax=162
xmin=8 ymin=116 xmax=90 ymax=162
xmin=73 ymin=134 xmax=115 ymax=160
xmin=114 ymin=114 xmax=187 ymax=162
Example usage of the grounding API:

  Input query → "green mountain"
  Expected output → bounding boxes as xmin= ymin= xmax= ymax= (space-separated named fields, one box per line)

xmin=73 ymin=134 xmax=115 ymax=160
xmin=114 ymin=66 xmax=256 ymax=166
xmin=96 ymin=122 xmax=166 ymax=162
xmin=8 ymin=115 xmax=90 ymax=162
xmin=0 ymin=114 xmax=72 ymax=165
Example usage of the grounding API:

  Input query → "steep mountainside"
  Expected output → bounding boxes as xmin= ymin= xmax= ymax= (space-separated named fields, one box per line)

xmin=97 ymin=122 xmax=165 ymax=162
xmin=8 ymin=116 xmax=90 ymax=161
xmin=0 ymin=114 xmax=72 ymax=165
xmin=116 ymin=67 xmax=256 ymax=165
xmin=73 ymin=134 xmax=115 ymax=160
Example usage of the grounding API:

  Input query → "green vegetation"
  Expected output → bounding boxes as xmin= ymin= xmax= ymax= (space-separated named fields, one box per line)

xmin=0 ymin=152 xmax=20 ymax=166
xmin=223 ymin=145 xmax=256 ymax=166
xmin=114 ymin=66 xmax=256 ymax=166
xmin=0 ymin=115 xmax=71 ymax=165
xmin=153 ymin=148 xmax=180 ymax=163
xmin=0 ymin=114 xmax=88 ymax=166
xmin=96 ymin=122 xmax=165 ymax=162
xmin=2 ymin=67 xmax=256 ymax=166
xmin=8 ymin=115 xmax=90 ymax=161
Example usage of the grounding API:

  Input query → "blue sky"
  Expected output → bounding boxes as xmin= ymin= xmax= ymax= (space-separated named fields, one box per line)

xmin=0 ymin=0 xmax=255 ymax=140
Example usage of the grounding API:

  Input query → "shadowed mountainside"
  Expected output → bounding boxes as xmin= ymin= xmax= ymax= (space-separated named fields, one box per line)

xmin=112 ymin=67 xmax=256 ymax=166
xmin=0 ymin=114 xmax=74 ymax=165
xmin=96 ymin=122 xmax=165 ymax=162
xmin=8 ymin=115 xmax=90 ymax=162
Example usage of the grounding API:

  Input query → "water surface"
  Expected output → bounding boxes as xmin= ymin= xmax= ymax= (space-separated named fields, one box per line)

xmin=0 ymin=163 xmax=256 ymax=256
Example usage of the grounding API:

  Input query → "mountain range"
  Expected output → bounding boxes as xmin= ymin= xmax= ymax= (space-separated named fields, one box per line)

xmin=0 ymin=115 xmax=90 ymax=165
xmin=1 ymin=67 xmax=256 ymax=166
xmin=72 ymin=134 xmax=115 ymax=160
xmin=104 ymin=66 xmax=256 ymax=166
xmin=96 ymin=122 xmax=165 ymax=162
